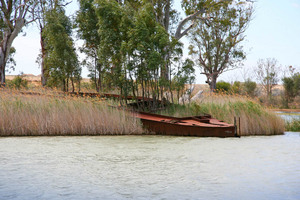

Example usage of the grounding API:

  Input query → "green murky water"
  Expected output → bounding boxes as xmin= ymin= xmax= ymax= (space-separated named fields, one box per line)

xmin=0 ymin=134 xmax=299 ymax=200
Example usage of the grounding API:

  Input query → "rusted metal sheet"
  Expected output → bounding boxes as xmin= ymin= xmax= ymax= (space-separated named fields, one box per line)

xmin=136 ymin=112 xmax=237 ymax=138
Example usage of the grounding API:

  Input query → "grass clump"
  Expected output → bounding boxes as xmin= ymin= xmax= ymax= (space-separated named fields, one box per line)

xmin=285 ymin=119 xmax=300 ymax=132
xmin=0 ymin=91 xmax=144 ymax=136
xmin=158 ymin=93 xmax=285 ymax=136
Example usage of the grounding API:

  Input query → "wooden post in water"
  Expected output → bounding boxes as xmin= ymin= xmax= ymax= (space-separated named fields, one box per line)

xmin=234 ymin=117 xmax=237 ymax=136
xmin=239 ymin=117 xmax=241 ymax=137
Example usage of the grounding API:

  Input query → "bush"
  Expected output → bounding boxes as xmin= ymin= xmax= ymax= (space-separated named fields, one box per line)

xmin=282 ymin=73 xmax=300 ymax=103
xmin=216 ymin=81 xmax=231 ymax=93
xmin=6 ymin=75 xmax=28 ymax=89
xmin=285 ymin=119 xmax=300 ymax=132
xmin=243 ymin=79 xmax=256 ymax=97
xmin=232 ymin=81 xmax=242 ymax=94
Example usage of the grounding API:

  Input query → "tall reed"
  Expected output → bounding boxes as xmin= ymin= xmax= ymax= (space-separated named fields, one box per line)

xmin=0 ymin=91 xmax=144 ymax=136
xmin=159 ymin=93 xmax=285 ymax=136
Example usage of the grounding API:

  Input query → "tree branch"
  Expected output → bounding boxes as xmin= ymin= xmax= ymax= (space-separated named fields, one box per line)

xmin=175 ymin=8 xmax=206 ymax=40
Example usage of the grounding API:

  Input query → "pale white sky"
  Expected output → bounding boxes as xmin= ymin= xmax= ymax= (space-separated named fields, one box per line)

xmin=9 ymin=0 xmax=300 ymax=84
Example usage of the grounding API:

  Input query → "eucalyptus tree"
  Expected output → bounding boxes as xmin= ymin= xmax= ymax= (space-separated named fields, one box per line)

xmin=75 ymin=0 xmax=102 ymax=91
xmin=35 ymin=0 xmax=68 ymax=86
xmin=124 ymin=2 xmax=174 ymax=104
xmin=282 ymin=71 xmax=300 ymax=106
xmin=35 ymin=0 xmax=51 ymax=86
xmin=94 ymin=0 xmax=129 ymax=94
xmin=255 ymin=58 xmax=281 ymax=99
xmin=146 ymin=0 xmax=253 ymax=81
xmin=93 ymin=0 xmax=182 ymax=108
xmin=0 ymin=0 xmax=39 ymax=86
xmin=0 ymin=18 xmax=16 ymax=73
xmin=172 ymin=58 xmax=195 ymax=103
xmin=188 ymin=0 xmax=253 ymax=91
xmin=43 ymin=5 xmax=81 ymax=92
xmin=147 ymin=0 xmax=178 ymax=80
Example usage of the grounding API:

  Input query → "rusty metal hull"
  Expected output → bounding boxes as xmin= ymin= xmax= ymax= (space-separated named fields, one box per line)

xmin=141 ymin=119 xmax=235 ymax=137
xmin=136 ymin=112 xmax=236 ymax=138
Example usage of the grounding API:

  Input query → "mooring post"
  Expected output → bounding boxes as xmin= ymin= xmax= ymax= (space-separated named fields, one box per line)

xmin=234 ymin=117 xmax=237 ymax=136
xmin=239 ymin=117 xmax=241 ymax=137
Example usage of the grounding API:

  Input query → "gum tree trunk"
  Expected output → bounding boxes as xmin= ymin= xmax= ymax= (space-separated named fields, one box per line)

xmin=0 ymin=18 xmax=25 ymax=86
xmin=40 ymin=29 xmax=47 ymax=86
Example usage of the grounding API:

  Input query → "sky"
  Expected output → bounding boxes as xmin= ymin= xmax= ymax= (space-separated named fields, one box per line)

xmin=9 ymin=0 xmax=300 ymax=84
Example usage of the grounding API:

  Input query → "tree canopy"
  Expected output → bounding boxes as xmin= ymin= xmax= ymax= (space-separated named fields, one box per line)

xmin=43 ymin=5 xmax=80 ymax=92
xmin=188 ymin=0 xmax=253 ymax=91
xmin=1 ymin=0 xmax=258 ymax=105
xmin=0 ymin=0 xmax=39 ymax=86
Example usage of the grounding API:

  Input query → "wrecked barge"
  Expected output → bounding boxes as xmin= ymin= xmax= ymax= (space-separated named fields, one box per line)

xmin=68 ymin=92 xmax=238 ymax=137
xmin=135 ymin=112 xmax=237 ymax=138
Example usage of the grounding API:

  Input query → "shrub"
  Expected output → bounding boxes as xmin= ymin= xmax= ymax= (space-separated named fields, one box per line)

xmin=243 ymin=79 xmax=256 ymax=97
xmin=285 ymin=119 xmax=300 ymax=132
xmin=216 ymin=81 xmax=231 ymax=93
xmin=232 ymin=81 xmax=242 ymax=94
xmin=7 ymin=75 xmax=28 ymax=89
xmin=282 ymin=73 xmax=300 ymax=104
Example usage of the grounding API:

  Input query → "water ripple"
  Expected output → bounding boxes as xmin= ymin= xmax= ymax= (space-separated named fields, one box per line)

xmin=0 ymin=134 xmax=299 ymax=200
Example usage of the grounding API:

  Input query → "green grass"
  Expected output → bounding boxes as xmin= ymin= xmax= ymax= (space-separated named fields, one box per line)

xmin=285 ymin=119 xmax=300 ymax=132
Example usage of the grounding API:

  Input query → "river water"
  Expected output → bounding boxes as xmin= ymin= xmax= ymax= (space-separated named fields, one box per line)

xmin=275 ymin=111 xmax=300 ymax=122
xmin=0 ymin=134 xmax=299 ymax=200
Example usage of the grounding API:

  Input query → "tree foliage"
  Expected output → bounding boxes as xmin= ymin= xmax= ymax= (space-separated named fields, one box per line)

xmin=216 ymin=81 xmax=231 ymax=93
xmin=35 ymin=0 xmax=67 ymax=86
xmin=92 ymin=0 xmax=185 ymax=109
xmin=0 ymin=0 xmax=39 ymax=86
xmin=172 ymin=58 xmax=195 ymax=102
xmin=231 ymin=81 xmax=241 ymax=94
xmin=76 ymin=0 xmax=103 ymax=91
xmin=282 ymin=66 xmax=300 ymax=105
xmin=243 ymin=78 xmax=256 ymax=97
xmin=43 ymin=5 xmax=81 ymax=92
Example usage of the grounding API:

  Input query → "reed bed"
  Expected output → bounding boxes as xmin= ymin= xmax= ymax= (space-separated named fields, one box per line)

xmin=0 ymin=90 xmax=144 ymax=136
xmin=159 ymin=93 xmax=285 ymax=136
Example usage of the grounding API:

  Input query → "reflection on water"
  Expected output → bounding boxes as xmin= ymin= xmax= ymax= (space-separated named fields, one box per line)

xmin=0 ymin=134 xmax=299 ymax=200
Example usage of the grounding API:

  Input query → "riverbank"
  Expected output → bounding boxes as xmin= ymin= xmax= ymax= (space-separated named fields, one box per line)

xmin=0 ymin=90 xmax=144 ymax=136
xmin=0 ymin=89 xmax=285 ymax=136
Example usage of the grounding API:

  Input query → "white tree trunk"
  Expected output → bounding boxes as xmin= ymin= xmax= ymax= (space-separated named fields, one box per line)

xmin=0 ymin=18 xmax=25 ymax=85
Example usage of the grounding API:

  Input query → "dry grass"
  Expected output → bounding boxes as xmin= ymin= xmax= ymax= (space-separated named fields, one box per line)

xmin=160 ymin=92 xmax=285 ymax=136
xmin=0 ymin=90 xmax=144 ymax=136
xmin=0 ymin=88 xmax=286 ymax=137
xmin=194 ymin=93 xmax=285 ymax=135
